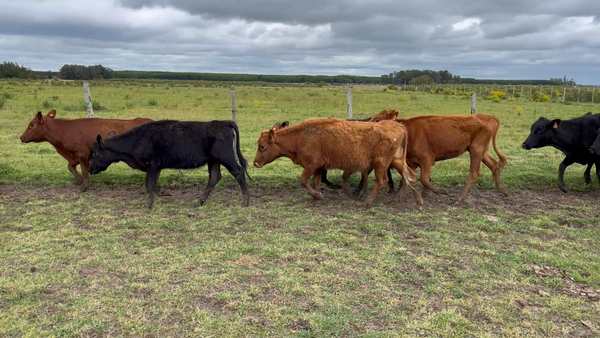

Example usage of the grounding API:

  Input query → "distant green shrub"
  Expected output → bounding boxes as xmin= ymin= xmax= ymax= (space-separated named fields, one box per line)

xmin=148 ymin=99 xmax=158 ymax=106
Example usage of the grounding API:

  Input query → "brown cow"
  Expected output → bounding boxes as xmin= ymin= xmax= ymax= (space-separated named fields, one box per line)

xmin=20 ymin=110 xmax=152 ymax=192
xmin=320 ymin=109 xmax=399 ymax=190
xmin=371 ymin=112 xmax=508 ymax=204
xmin=253 ymin=118 xmax=423 ymax=209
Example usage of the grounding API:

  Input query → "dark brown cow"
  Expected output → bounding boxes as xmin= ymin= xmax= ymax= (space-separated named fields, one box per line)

xmin=20 ymin=110 xmax=152 ymax=191
xmin=372 ymin=112 xmax=508 ymax=204
xmin=253 ymin=118 xmax=423 ymax=209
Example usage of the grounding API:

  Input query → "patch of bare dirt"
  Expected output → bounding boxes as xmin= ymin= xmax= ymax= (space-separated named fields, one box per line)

xmin=287 ymin=319 xmax=312 ymax=331
xmin=529 ymin=265 xmax=600 ymax=302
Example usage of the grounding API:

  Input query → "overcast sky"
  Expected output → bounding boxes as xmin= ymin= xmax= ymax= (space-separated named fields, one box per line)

xmin=1 ymin=0 xmax=599 ymax=84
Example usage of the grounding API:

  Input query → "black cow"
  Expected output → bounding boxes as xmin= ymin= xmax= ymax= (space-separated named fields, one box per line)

xmin=522 ymin=113 xmax=600 ymax=192
xmin=89 ymin=120 xmax=250 ymax=208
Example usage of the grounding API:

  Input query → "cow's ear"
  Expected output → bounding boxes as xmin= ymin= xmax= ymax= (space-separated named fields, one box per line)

xmin=268 ymin=129 xmax=275 ymax=143
xmin=36 ymin=111 xmax=44 ymax=122
xmin=47 ymin=110 xmax=56 ymax=118
xmin=280 ymin=121 xmax=289 ymax=128
xmin=107 ymin=131 xmax=116 ymax=138
xmin=551 ymin=119 xmax=561 ymax=129
xmin=96 ymin=134 xmax=104 ymax=147
xmin=391 ymin=110 xmax=399 ymax=118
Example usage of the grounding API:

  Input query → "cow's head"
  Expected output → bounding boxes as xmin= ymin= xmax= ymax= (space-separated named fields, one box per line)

xmin=522 ymin=117 xmax=560 ymax=150
xmin=369 ymin=109 xmax=399 ymax=122
xmin=253 ymin=121 xmax=289 ymax=168
xmin=20 ymin=110 xmax=57 ymax=143
xmin=590 ymin=129 xmax=600 ymax=155
xmin=89 ymin=131 xmax=117 ymax=175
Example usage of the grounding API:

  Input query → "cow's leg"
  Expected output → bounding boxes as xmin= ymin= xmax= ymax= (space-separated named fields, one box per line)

xmin=584 ymin=163 xmax=593 ymax=184
xmin=220 ymin=159 xmax=250 ymax=207
xmin=144 ymin=171 xmax=162 ymax=193
xmin=341 ymin=170 xmax=356 ymax=198
xmin=67 ymin=162 xmax=83 ymax=183
xmin=198 ymin=161 xmax=222 ymax=206
xmin=482 ymin=153 xmax=508 ymax=196
xmin=557 ymin=157 xmax=575 ymax=193
xmin=353 ymin=169 xmax=372 ymax=197
xmin=364 ymin=164 xmax=388 ymax=206
xmin=387 ymin=167 xmax=394 ymax=193
xmin=145 ymin=168 xmax=160 ymax=209
xmin=77 ymin=156 xmax=90 ymax=192
xmin=312 ymin=170 xmax=323 ymax=193
xmin=320 ymin=169 xmax=341 ymax=189
xmin=300 ymin=167 xmax=323 ymax=200
xmin=457 ymin=151 xmax=483 ymax=204
xmin=390 ymin=159 xmax=423 ymax=210
xmin=419 ymin=156 xmax=448 ymax=195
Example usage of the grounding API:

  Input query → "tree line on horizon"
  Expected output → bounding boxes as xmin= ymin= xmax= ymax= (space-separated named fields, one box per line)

xmin=0 ymin=61 xmax=578 ymax=86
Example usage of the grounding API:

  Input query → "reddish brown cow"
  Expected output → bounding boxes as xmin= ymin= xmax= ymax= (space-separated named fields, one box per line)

xmin=253 ymin=118 xmax=423 ymax=209
xmin=20 ymin=110 xmax=152 ymax=192
xmin=370 ymin=112 xmax=508 ymax=203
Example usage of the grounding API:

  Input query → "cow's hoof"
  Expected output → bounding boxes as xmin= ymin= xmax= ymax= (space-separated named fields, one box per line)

xmin=310 ymin=192 xmax=324 ymax=200
xmin=197 ymin=200 xmax=206 ymax=206
xmin=388 ymin=188 xmax=395 ymax=194
xmin=585 ymin=177 xmax=592 ymax=184
xmin=558 ymin=185 xmax=569 ymax=193
xmin=80 ymin=185 xmax=88 ymax=192
xmin=243 ymin=196 xmax=250 ymax=207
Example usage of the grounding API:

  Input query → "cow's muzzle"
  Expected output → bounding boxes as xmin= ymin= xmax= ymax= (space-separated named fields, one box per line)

xmin=522 ymin=143 xmax=531 ymax=150
xmin=590 ymin=147 xmax=598 ymax=155
xmin=253 ymin=161 xmax=263 ymax=168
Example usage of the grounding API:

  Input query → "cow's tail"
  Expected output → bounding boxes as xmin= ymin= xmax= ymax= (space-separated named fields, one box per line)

xmin=399 ymin=132 xmax=416 ymax=189
xmin=490 ymin=117 xmax=507 ymax=175
xmin=230 ymin=122 xmax=253 ymax=182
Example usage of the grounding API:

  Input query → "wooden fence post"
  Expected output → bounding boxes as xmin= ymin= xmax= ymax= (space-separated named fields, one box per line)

xmin=562 ymin=86 xmax=566 ymax=102
xmin=592 ymin=87 xmax=595 ymax=104
xmin=230 ymin=86 xmax=237 ymax=121
xmin=577 ymin=86 xmax=580 ymax=103
xmin=471 ymin=92 xmax=477 ymax=114
xmin=347 ymin=86 xmax=353 ymax=119
xmin=83 ymin=82 xmax=94 ymax=118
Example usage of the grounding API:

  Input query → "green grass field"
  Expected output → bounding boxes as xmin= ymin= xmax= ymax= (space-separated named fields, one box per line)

xmin=1 ymin=79 xmax=599 ymax=337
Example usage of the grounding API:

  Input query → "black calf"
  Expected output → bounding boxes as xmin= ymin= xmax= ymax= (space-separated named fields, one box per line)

xmin=522 ymin=113 xmax=600 ymax=192
xmin=89 ymin=120 xmax=250 ymax=208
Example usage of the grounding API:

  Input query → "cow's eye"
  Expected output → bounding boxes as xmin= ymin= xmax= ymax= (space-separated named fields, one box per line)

xmin=29 ymin=124 xmax=33 ymax=128
xmin=90 ymin=152 xmax=95 ymax=158
xmin=535 ymin=128 xmax=543 ymax=134
xmin=260 ymin=145 xmax=266 ymax=151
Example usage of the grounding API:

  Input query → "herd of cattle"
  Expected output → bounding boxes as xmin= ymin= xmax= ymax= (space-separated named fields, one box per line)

xmin=19 ymin=109 xmax=600 ymax=209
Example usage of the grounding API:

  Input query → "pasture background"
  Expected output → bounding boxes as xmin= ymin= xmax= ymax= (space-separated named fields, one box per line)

xmin=0 ymin=79 xmax=599 ymax=337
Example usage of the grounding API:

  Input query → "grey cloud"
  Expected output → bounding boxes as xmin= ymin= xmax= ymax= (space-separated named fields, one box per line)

xmin=1 ymin=0 xmax=599 ymax=84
